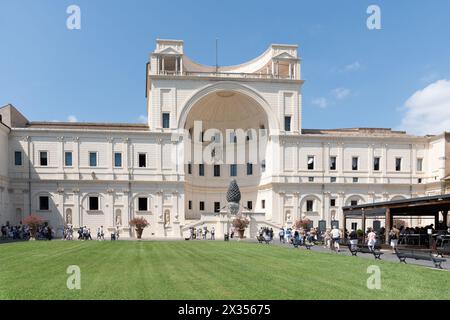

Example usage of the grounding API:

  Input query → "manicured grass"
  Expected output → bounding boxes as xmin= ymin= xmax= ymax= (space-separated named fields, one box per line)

xmin=0 ymin=240 xmax=448 ymax=300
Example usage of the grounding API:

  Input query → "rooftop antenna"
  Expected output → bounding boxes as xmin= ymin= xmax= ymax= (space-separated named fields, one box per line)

xmin=215 ymin=38 xmax=219 ymax=74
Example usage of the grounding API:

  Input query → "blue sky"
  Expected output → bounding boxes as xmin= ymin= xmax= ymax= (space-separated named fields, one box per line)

xmin=1 ymin=0 xmax=450 ymax=134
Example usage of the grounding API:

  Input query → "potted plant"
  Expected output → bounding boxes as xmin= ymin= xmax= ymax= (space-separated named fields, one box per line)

xmin=294 ymin=218 xmax=312 ymax=230
xmin=129 ymin=217 xmax=149 ymax=239
xmin=23 ymin=215 xmax=44 ymax=240
xmin=232 ymin=217 xmax=249 ymax=239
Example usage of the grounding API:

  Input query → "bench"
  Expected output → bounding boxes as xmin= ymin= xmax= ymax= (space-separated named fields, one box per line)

xmin=348 ymin=244 xmax=384 ymax=260
xmin=256 ymin=235 xmax=272 ymax=244
xmin=292 ymin=238 xmax=312 ymax=250
xmin=436 ymin=243 xmax=450 ymax=258
xmin=395 ymin=248 xmax=447 ymax=269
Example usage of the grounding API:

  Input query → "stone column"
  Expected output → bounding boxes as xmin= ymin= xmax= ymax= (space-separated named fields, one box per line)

xmin=293 ymin=192 xmax=300 ymax=221
xmin=73 ymin=188 xmax=80 ymax=228
xmin=106 ymin=188 xmax=115 ymax=229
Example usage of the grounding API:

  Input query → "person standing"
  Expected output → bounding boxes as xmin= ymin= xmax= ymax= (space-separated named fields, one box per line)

xmin=330 ymin=225 xmax=341 ymax=253
xmin=211 ymin=226 xmax=215 ymax=240
xmin=279 ymin=228 xmax=285 ymax=243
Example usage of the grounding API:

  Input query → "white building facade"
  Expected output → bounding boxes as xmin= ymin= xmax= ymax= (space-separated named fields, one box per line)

xmin=0 ymin=39 xmax=449 ymax=238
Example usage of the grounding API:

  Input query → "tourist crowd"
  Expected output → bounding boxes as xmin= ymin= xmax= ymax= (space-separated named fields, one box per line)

xmin=188 ymin=225 xmax=216 ymax=240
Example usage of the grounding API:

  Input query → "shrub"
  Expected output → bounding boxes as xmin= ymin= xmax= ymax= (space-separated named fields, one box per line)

xmin=22 ymin=215 xmax=44 ymax=240
xmin=232 ymin=217 xmax=249 ymax=230
xmin=129 ymin=217 xmax=149 ymax=230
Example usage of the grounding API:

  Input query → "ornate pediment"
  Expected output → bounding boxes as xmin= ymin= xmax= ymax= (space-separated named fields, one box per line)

xmin=157 ymin=47 xmax=182 ymax=55
xmin=273 ymin=51 xmax=297 ymax=60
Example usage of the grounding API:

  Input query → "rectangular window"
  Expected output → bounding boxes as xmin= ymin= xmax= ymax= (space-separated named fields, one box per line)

xmin=306 ymin=200 xmax=314 ymax=212
xmin=308 ymin=177 xmax=314 ymax=182
xmin=351 ymin=222 xmax=358 ymax=230
xmin=187 ymin=162 xmax=192 ymax=174
xmin=230 ymin=164 xmax=237 ymax=177
xmin=373 ymin=157 xmax=380 ymax=171
xmin=162 ymin=113 xmax=170 ymax=128
xmin=89 ymin=196 xmax=99 ymax=211
xmin=89 ymin=152 xmax=97 ymax=167
xmin=138 ymin=153 xmax=146 ymax=168
xmin=261 ymin=200 xmax=265 ymax=209
xmin=329 ymin=156 xmax=337 ymax=171
xmin=138 ymin=197 xmax=148 ymax=211
xmin=40 ymin=151 xmax=48 ymax=166
xmin=417 ymin=158 xmax=423 ymax=172
xmin=65 ymin=151 xmax=73 ymax=167
xmin=418 ymin=178 xmax=423 ymax=184
xmin=199 ymin=201 xmax=205 ymax=211
xmin=14 ymin=151 xmax=22 ymax=166
xmin=307 ymin=156 xmax=314 ymax=170
xmin=214 ymin=202 xmax=220 ymax=213
xmin=114 ymin=152 xmax=122 ymax=168
xmin=247 ymin=163 xmax=253 ymax=175
xmin=330 ymin=176 xmax=336 ymax=183
xmin=39 ymin=196 xmax=49 ymax=211
xmin=352 ymin=157 xmax=358 ymax=171
xmin=247 ymin=201 xmax=253 ymax=210
xmin=330 ymin=199 xmax=336 ymax=207
xmin=350 ymin=200 xmax=358 ymax=206
xmin=199 ymin=164 xmax=204 ymax=176
xmin=188 ymin=200 xmax=192 ymax=210
xmin=284 ymin=116 xmax=291 ymax=132
xmin=395 ymin=158 xmax=402 ymax=172
xmin=214 ymin=165 xmax=220 ymax=177
xmin=353 ymin=177 xmax=359 ymax=183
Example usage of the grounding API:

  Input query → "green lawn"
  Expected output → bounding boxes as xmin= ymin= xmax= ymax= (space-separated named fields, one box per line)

xmin=0 ymin=240 xmax=448 ymax=300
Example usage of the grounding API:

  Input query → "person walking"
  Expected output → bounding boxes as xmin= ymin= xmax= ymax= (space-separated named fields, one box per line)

xmin=367 ymin=228 xmax=377 ymax=251
xmin=389 ymin=226 xmax=400 ymax=253
xmin=330 ymin=225 xmax=341 ymax=253
xmin=349 ymin=229 xmax=358 ymax=250
xmin=323 ymin=228 xmax=331 ymax=249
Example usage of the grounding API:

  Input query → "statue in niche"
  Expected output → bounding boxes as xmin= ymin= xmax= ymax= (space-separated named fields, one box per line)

xmin=285 ymin=210 xmax=291 ymax=222
xmin=66 ymin=209 xmax=72 ymax=225
xmin=164 ymin=210 xmax=170 ymax=226
xmin=115 ymin=210 xmax=122 ymax=226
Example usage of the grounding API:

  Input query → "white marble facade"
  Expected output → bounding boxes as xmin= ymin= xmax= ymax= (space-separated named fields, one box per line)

xmin=0 ymin=39 xmax=449 ymax=238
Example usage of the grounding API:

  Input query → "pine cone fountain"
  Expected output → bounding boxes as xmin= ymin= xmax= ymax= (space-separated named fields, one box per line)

xmin=226 ymin=179 xmax=241 ymax=203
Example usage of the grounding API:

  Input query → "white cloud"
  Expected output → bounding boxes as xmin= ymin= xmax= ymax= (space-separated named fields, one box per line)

xmin=331 ymin=88 xmax=351 ymax=100
xmin=138 ymin=115 xmax=147 ymax=123
xmin=399 ymin=79 xmax=450 ymax=135
xmin=344 ymin=61 xmax=361 ymax=72
xmin=311 ymin=97 xmax=329 ymax=108
xmin=67 ymin=115 xmax=78 ymax=122
xmin=312 ymin=87 xmax=351 ymax=108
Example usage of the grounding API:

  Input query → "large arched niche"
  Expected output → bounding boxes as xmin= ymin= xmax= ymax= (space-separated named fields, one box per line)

xmin=178 ymin=82 xmax=279 ymax=132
